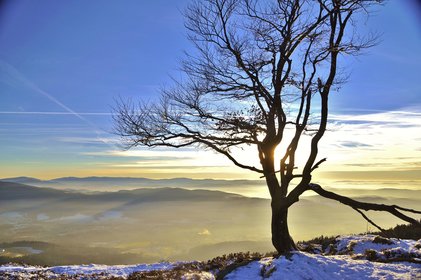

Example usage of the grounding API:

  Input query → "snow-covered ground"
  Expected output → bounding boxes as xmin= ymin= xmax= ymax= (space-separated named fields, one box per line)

xmin=0 ymin=263 xmax=175 ymax=278
xmin=0 ymin=235 xmax=420 ymax=279
xmin=226 ymin=253 xmax=420 ymax=280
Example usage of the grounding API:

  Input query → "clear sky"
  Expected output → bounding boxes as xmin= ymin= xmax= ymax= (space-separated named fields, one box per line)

xmin=0 ymin=0 xmax=421 ymax=182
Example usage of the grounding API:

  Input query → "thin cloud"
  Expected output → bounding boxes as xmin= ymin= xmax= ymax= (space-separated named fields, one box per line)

xmin=110 ymin=164 xmax=229 ymax=169
xmin=0 ymin=60 xmax=115 ymax=149
xmin=319 ymin=106 xmax=421 ymax=173
xmin=330 ymin=109 xmax=421 ymax=125
xmin=336 ymin=141 xmax=373 ymax=149
xmin=0 ymin=60 xmax=88 ymax=122
xmin=56 ymin=136 xmax=119 ymax=145
xmin=83 ymin=154 xmax=195 ymax=162
xmin=0 ymin=111 xmax=114 ymax=116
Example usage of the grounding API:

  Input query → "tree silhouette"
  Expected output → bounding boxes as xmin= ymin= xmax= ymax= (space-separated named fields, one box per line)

xmin=114 ymin=0 xmax=421 ymax=254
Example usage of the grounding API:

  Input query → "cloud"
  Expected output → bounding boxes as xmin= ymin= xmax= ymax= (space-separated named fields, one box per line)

xmin=55 ymin=214 xmax=93 ymax=223
xmin=109 ymin=164 xmax=227 ymax=170
xmin=51 ymin=212 xmax=128 ymax=224
xmin=36 ymin=213 xmax=49 ymax=221
xmin=81 ymin=149 xmax=231 ymax=170
xmin=97 ymin=211 xmax=123 ymax=222
xmin=342 ymin=163 xmax=389 ymax=168
xmin=74 ymin=106 xmax=421 ymax=178
xmin=82 ymin=150 xmax=195 ymax=160
xmin=0 ymin=212 xmax=25 ymax=223
xmin=336 ymin=141 xmax=373 ymax=148
xmin=321 ymin=169 xmax=421 ymax=181
xmin=318 ymin=107 xmax=421 ymax=172
xmin=57 ymin=136 xmax=119 ymax=146
xmin=330 ymin=108 xmax=421 ymax=126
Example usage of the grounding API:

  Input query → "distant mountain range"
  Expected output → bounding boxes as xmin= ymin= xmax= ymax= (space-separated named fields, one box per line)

xmin=1 ymin=179 xmax=420 ymax=265
xmin=2 ymin=176 xmax=421 ymax=200
xmin=0 ymin=180 xmax=271 ymax=264
xmin=1 ymin=176 xmax=262 ymax=184
xmin=0 ymin=176 xmax=265 ymax=193
xmin=0 ymin=180 xmax=247 ymax=203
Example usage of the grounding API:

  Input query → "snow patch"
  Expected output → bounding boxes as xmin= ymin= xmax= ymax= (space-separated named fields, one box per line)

xmin=0 ymin=262 xmax=174 ymax=278
xmin=335 ymin=234 xmax=417 ymax=255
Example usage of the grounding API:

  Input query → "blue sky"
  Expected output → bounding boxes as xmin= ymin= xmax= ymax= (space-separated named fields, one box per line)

xmin=0 ymin=0 xmax=420 ymax=180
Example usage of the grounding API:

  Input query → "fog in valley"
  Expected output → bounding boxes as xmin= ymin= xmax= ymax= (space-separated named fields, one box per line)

xmin=1 ymin=178 xmax=420 ymax=265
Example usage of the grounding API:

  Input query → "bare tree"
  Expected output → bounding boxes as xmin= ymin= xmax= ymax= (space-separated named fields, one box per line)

xmin=115 ymin=0 xmax=421 ymax=254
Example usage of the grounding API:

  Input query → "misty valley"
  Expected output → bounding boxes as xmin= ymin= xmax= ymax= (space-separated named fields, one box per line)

xmin=1 ymin=178 xmax=420 ymax=266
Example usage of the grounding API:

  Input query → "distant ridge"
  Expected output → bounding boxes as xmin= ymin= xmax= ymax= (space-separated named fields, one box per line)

xmin=2 ymin=176 xmax=262 ymax=184
xmin=0 ymin=180 xmax=252 ymax=202
xmin=0 ymin=176 xmax=264 ymax=193
xmin=0 ymin=181 xmax=71 ymax=200
xmin=2 ymin=177 xmax=421 ymax=199
xmin=0 ymin=176 xmax=48 ymax=184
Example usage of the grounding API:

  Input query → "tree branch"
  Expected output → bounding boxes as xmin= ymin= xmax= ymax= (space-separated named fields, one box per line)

xmin=311 ymin=158 xmax=327 ymax=172
xmin=352 ymin=207 xmax=387 ymax=233
xmin=309 ymin=183 xmax=421 ymax=226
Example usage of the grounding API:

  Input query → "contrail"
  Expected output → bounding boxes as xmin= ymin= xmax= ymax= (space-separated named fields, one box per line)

xmin=0 ymin=111 xmax=113 ymax=116
xmin=0 ymin=60 xmax=116 ymax=148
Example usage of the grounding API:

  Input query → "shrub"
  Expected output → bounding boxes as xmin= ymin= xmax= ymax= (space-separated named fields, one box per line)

xmin=300 ymin=235 xmax=337 ymax=253
xmin=364 ymin=249 xmax=378 ymax=261
xmin=373 ymin=236 xmax=393 ymax=245
xmin=377 ymin=221 xmax=421 ymax=240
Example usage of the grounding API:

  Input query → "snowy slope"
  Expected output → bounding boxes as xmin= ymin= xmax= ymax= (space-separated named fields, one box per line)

xmin=226 ymin=253 xmax=420 ymax=280
xmin=0 ymin=235 xmax=420 ymax=279
xmin=335 ymin=234 xmax=419 ymax=255
xmin=228 ymin=234 xmax=421 ymax=279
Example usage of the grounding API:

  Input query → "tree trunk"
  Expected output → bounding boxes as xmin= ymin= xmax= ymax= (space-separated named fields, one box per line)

xmin=271 ymin=200 xmax=297 ymax=254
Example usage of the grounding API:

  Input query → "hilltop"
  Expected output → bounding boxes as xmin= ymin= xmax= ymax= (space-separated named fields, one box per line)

xmin=0 ymin=234 xmax=420 ymax=279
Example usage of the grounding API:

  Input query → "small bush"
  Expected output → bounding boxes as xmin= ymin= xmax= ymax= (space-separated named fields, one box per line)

xmin=365 ymin=249 xmax=378 ymax=261
xmin=346 ymin=241 xmax=358 ymax=253
xmin=373 ymin=236 xmax=393 ymax=245
xmin=325 ymin=244 xmax=337 ymax=255
xmin=297 ymin=243 xmax=323 ymax=254
xmin=300 ymin=235 xmax=337 ymax=253
xmin=260 ymin=262 xmax=276 ymax=278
